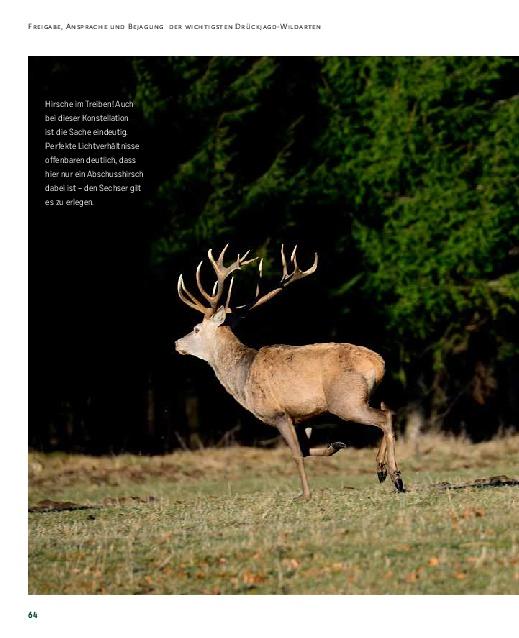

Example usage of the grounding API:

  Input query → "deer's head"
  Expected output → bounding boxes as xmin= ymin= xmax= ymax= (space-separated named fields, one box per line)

xmin=175 ymin=306 xmax=227 ymax=361
xmin=175 ymin=245 xmax=318 ymax=361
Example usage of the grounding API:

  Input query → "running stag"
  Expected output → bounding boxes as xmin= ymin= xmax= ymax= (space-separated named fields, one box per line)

xmin=175 ymin=245 xmax=405 ymax=498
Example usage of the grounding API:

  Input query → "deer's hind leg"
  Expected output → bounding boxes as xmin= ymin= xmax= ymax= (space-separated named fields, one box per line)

xmin=327 ymin=382 xmax=405 ymax=492
xmin=356 ymin=406 xmax=404 ymax=492
xmin=383 ymin=407 xmax=404 ymax=492
xmin=376 ymin=432 xmax=388 ymax=483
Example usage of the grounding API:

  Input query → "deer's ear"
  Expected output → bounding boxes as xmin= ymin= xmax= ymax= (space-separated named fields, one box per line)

xmin=211 ymin=306 xmax=227 ymax=326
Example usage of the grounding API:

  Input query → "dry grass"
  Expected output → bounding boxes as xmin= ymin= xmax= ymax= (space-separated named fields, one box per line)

xmin=29 ymin=433 xmax=519 ymax=594
xmin=29 ymin=432 xmax=519 ymax=488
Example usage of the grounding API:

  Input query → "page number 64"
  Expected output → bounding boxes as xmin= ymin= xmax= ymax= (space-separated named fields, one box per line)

xmin=28 ymin=611 xmax=38 ymax=619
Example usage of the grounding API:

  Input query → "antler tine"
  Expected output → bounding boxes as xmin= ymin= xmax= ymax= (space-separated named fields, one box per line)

xmin=225 ymin=276 xmax=234 ymax=312
xmin=290 ymin=244 xmax=298 ymax=268
xmin=195 ymin=261 xmax=214 ymax=303
xmin=282 ymin=246 xmax=318 ymax=285
xmin=255 ymin=258 xmax=263 ymax=297
xmin=243 ymin=246 xmax=319 ymax=313
xmin=177 ymin=274 xmax=208 ymax=315
xmin=204 ymin=245 xmax=229 ymax=310
xmin=239 ymin=250 xmax=258 ymax=267
xmin=207 ymin=243 xmax=230 ymax=271
xmin=281 ymin=244 xmax=288 ymax=279
xmin=308 ymin=252 xmax=319 ymax=273
xmin=217 ymin=243 xmax=229 ymax=266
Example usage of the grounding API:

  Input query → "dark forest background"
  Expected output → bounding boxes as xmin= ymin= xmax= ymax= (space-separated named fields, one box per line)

xmin=30 ymin=57 xmax=519 ymax=454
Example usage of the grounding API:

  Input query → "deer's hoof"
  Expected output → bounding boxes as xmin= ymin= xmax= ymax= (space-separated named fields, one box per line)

xmin=330 ymin=441 xmax=347 ymax=453
xmin=394 ymin=477 xmax=406 ymax=493
xmin=292 ymin=492 xmax=312 ymax=502
xmin=377 ymin=469 xmax=387 ymax=483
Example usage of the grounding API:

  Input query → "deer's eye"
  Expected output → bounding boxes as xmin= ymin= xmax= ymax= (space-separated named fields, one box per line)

xmin=194 ymin=327 xmax=200 ymax=334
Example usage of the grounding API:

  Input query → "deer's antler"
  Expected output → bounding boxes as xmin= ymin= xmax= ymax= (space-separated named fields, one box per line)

xmin=177 ymin=245 xmax=257 ymax=317
xmin=178 ymin=245 xmax=317 ymax=318
xmin=240 ymin=245 xmax=318 ymax=313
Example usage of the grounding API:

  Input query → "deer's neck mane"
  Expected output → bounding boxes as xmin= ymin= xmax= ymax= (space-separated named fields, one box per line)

xmin=209 ymin=327 xmax=257 ymax=407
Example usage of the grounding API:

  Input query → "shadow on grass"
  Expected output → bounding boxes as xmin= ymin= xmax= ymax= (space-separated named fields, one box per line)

xmin=29 ymin=495 xmax=157 ymax=513
xmin=430 ymin=475 xmax=519 ymax=490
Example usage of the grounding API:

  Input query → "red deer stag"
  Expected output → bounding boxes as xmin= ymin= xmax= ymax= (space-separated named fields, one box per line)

xmin=175 ymin=245 xmax=405 ymax=498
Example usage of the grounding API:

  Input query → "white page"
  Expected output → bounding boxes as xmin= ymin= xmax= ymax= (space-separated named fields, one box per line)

xmin=4 ymin=1 xmax=519 ymax=636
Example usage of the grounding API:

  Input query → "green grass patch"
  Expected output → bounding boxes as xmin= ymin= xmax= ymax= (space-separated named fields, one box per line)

xmin=29 ymin=435 xmax=519 ymax=594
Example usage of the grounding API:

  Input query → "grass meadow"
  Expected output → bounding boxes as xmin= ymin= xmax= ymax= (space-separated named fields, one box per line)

xmin=29 ymin=434 xmax=519 ymax=594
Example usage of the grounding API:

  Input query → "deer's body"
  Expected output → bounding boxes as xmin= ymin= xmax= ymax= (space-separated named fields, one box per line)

xmin=248 ymin=341 xmax=384 ymax=424
xmin=175 ymin=245 xmax=405 ymax=498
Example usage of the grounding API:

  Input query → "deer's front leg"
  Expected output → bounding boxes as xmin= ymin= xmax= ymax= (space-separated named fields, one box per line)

xmin=308 ymin=442 xmax=347 ymax=457
xmin=276 ymin=418 xmax=311 ymax=500
xmin=296 ymin=427 xmax=347 ymax=457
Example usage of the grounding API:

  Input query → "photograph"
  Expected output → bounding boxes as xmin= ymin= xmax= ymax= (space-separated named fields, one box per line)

xmin=28 ymin=55 xmax=519 ymax=597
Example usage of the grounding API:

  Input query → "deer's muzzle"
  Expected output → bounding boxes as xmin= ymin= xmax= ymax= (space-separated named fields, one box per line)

xmin=174 ymin=340 xmax=187 ymax=355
